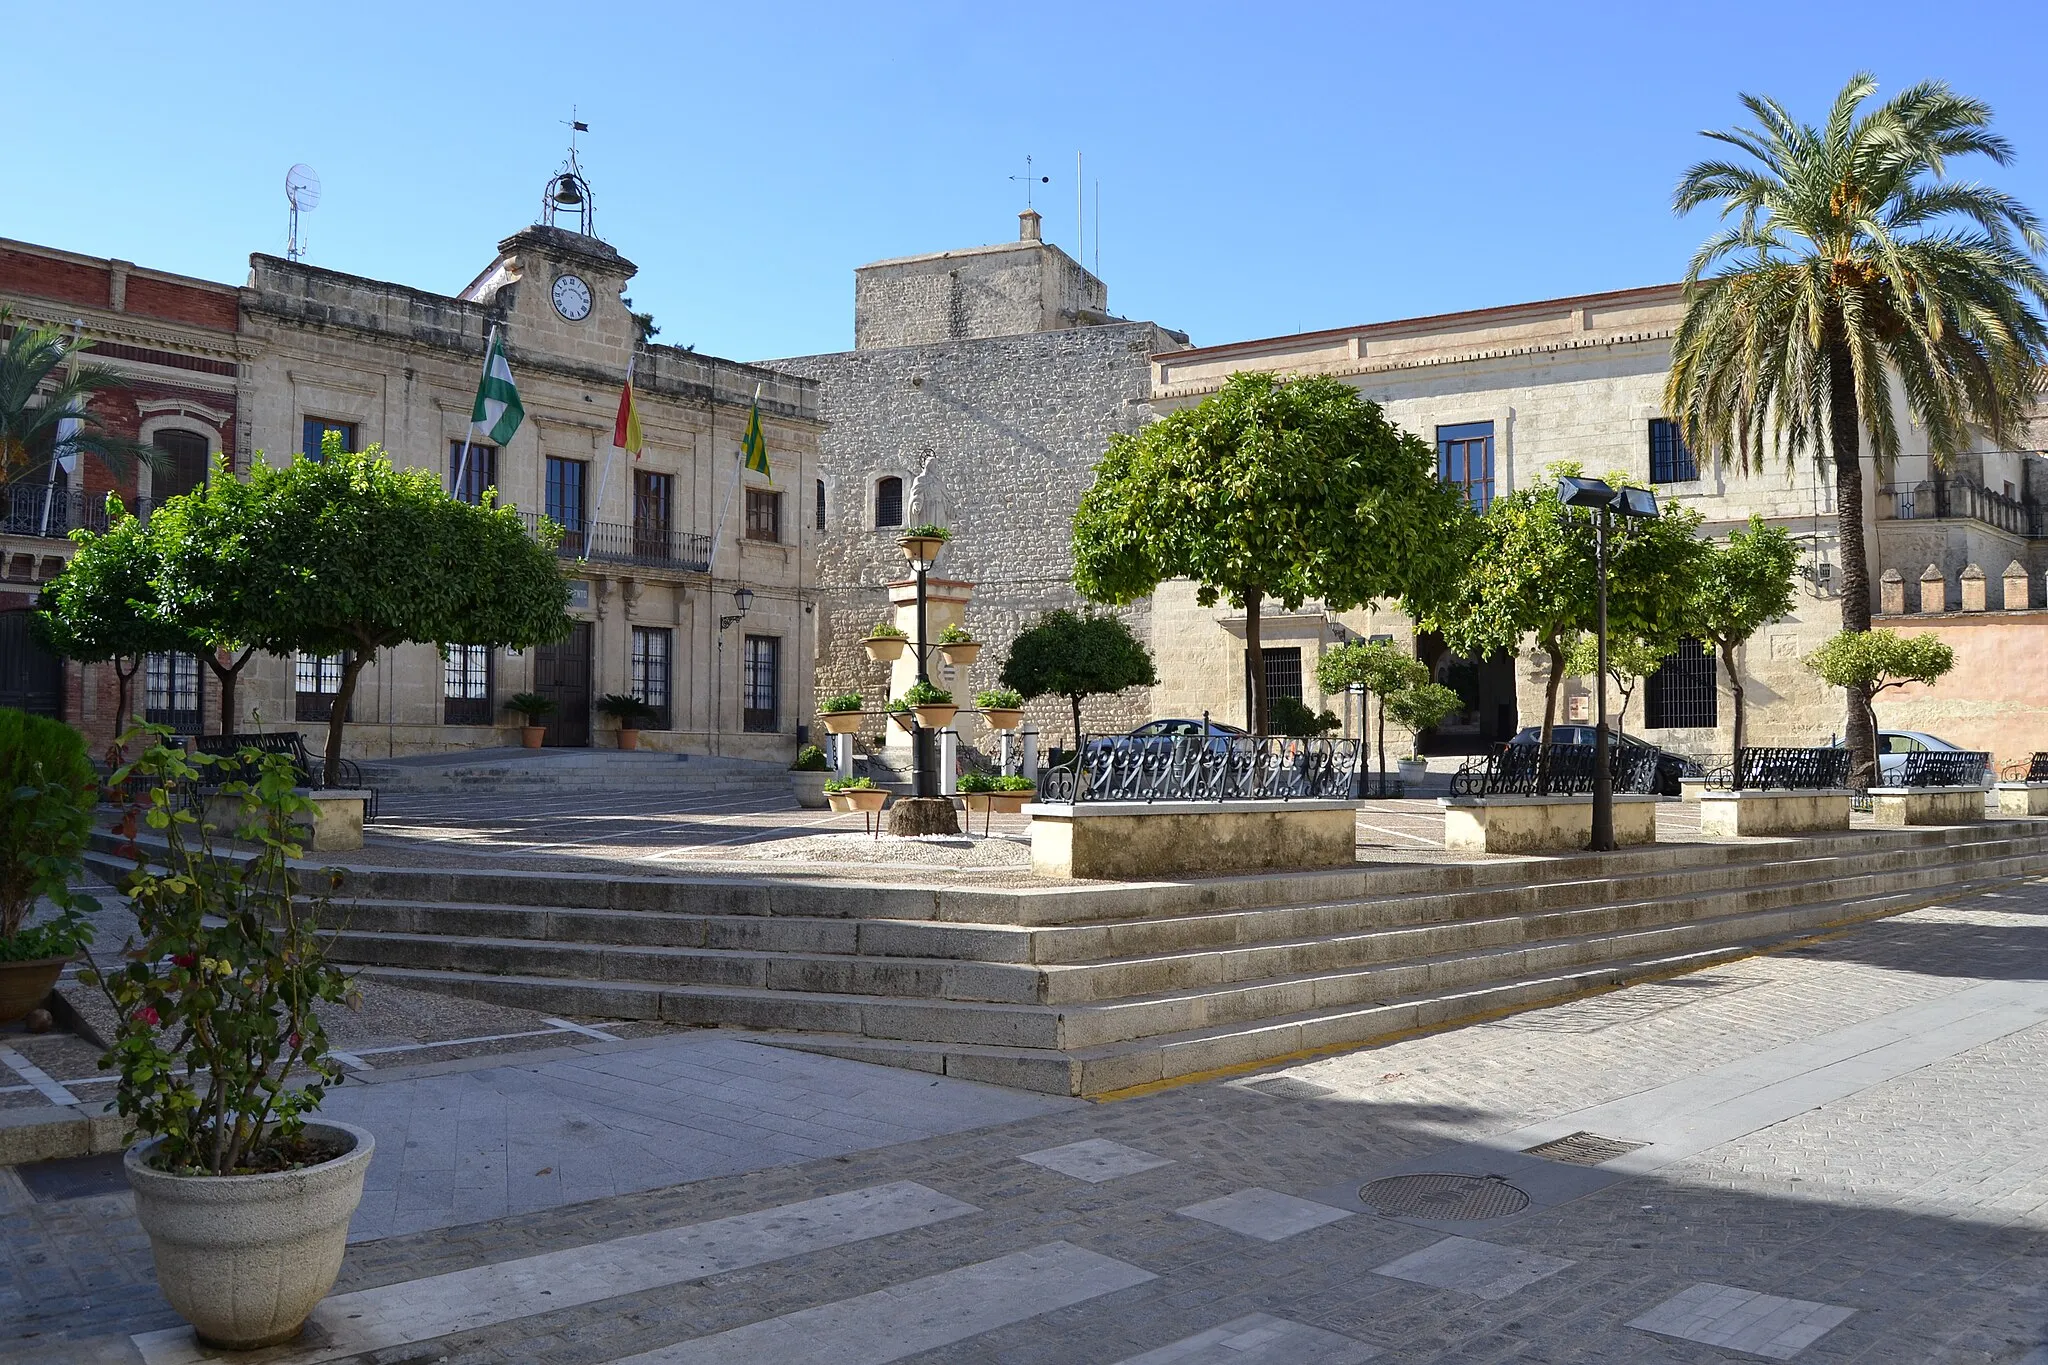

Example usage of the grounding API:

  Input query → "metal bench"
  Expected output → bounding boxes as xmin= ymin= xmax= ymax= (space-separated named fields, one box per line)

xmin=1895 ymin=749 xmax=1991 ymax=789
xmin=190 ymin=732 xmax=378 ymax=818
xmin=1707 ymin=747 xmax=1852 ymax=792
xmin=2001 ymin=752 xmax=2048 ymax=783
xmin=1449 ymin=742 xmax=1658 ymax=797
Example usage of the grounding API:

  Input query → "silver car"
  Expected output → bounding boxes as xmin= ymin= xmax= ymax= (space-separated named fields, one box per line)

xmin=1873 ymin=730 xmax=1995 ymax=787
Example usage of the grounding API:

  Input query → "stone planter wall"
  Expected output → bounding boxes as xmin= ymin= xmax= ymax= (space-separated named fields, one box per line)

xmin=1697 ymin=789 xmax=1853 ymax=837
xmin=1869 ymin=785 xmax=1987 ymax=826
xmin=1024 ymin=800 xmax=1356 ymax=879
xmin=203 ymin=789 xmax=370 ymax=852
xmin=1996 ymin=781 xmax=2048 ymax=816
xmin=1438 ymin=794 xmax=1659 ymax=854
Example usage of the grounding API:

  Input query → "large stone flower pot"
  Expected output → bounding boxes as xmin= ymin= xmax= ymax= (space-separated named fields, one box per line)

xmin=126 ymin=1120 xmax=374 ymax=1350
xmin=792 ymin=771 xmax=829 ymax=808
xmin=0 ymin=955 xmax=67 ymax=1023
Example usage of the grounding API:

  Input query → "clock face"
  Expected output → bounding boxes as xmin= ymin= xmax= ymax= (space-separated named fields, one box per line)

xmin=551 ymin=274 xmax=592 ymax=321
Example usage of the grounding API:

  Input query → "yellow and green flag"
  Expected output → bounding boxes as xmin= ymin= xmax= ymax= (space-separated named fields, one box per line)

xmin=741 ymin=395 xmax=771 ymax=483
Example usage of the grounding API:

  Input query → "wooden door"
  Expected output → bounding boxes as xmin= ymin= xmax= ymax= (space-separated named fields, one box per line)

xmin=534 ymin=622 xmax=592 ymax=747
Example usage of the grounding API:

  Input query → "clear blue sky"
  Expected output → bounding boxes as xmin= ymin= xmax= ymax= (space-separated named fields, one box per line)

xmin=9 ymin=1 xmax=2048 ymax=362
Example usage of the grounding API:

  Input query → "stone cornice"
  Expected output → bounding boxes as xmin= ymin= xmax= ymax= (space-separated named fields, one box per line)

xmin=1154 ymin=328 xmax=1676 ymax=402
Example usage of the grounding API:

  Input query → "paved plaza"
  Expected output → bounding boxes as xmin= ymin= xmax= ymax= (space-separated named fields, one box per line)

xmin=9 ymin=864 xmax=2048 ymax=1362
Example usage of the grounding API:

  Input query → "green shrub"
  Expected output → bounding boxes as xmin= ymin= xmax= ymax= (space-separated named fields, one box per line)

xmin=867 ymin=621 xmax=908 ymax=639
xmin=791 ymin=745 xmax=830 ymax=772
xmin=0 ymin=708 xmax=99 ymax=960
xmin=993 ymin=774 xmax=1035 ymax=791
xmin=902 ymin=681 xmax=953 ymax=707
xmin=958 ymin=771 xmax=996 ymax=793
xmin=1269 ymin=696 xmax=1341 ymax=737
xmin=596 ymin=693 xmax=656 ymax=723
xmin=824 ymin=775 xmax=875 ymax=792
xmin=902 ymin=524 xmax=951 ymax=542
xmin=976 ymin=688 xmax=1023 ymax=710
xmin=506 ymin=691 xmax=556 ymax=723
xmin=938 ymin=622 xmax=974 ymax=644
xmin=821 ymin=692 xmax=864 ymax=714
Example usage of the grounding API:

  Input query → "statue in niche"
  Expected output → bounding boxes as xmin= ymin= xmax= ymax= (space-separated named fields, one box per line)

xmin=907 ymin=452 xmax=947 ymax=528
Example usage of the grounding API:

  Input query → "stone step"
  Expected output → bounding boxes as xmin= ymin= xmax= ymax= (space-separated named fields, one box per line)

xmin=315 ymin=837 xmax=2045 ymax=1005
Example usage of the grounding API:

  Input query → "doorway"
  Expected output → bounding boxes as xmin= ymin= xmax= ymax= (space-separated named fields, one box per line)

xmin=533 ymin=622 xmax=592 ymax=747
xmin=0 ymin=610 xmax=62 ymax=716
xmin=1414 ymin=631 xmax=1517 ymax=754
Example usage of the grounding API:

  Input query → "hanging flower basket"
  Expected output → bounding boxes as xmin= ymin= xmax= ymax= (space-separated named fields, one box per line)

xmin=864 ymin=634 xmax=908 ymax=664
xmin=980 ymin=708 xmax=1023 ymax=731
xmin=914 ymin=703 xmax=959 ymax=730
xmin=937 ymin=640 xmax=981 ymax=668
xmin=821 ymin=711 xmax=865 ymax=735
xmin=898 ymin=527 xmax=949 ymax=564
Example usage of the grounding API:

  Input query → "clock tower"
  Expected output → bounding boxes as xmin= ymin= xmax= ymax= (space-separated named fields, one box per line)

xmin=457 ymin=225 xmax=640 ymax=372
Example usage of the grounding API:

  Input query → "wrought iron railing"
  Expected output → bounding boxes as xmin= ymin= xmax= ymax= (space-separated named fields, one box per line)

xmin=2000 ymin=752 xmax=2048 ymax=783
xmin=1449 ymin=742 xmax=1660 ymax=797
xmin=1879 ymin=479 xmax=2043 ymax=538
xmin=1894 ymin=749 xmax=1992 ymax=788
xmin=1 ymin=485 xmax=152 ymax=539
xmin=518 ymin=512 xmax=712 ymax=572
xmin=1706 ymin=746 xmax=1853 ymax=792
xmin=1037 ymin=733 xmax=1361 ymax=804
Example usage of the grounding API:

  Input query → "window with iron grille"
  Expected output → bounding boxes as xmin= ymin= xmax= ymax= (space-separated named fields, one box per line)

xmin=443 ymin=644 xmax=493 ymax=725
xmin=145 ymin=652 xmax=203 ymax=733
xmin=815 ymin=479 xmax=826 ymax=531
xmin=151 ymin=430 xmax=211 ymax=501
xmin=631 ymin=627 xmax=672 ymax=730
xmin=302 ymin=418 xmax=356 ymax=461
xmin=874 ymin=476 xmax=903 ymax=528
xmin=1436 ymin=422 xmax=1495 ymax=511
xmin=1643 ymin=639 xmax=1717 ymax=728
xmin=633 ymin=470 xmax=672 ymax=556
xmin=743 ymin=634 xmax=780 ymax=732
xmin=1648 ymin=419 xmax=1699 ymax=484
xmin=448 ymin=441 xmax=498 ymax=505
xmin=1263 ymin=647 xmax=1304 ymax=704
xmin=546 ymin=457 xmax=586 ymax=553
xmin=745 ymin=488 xmax=781 ymax=542
xmin=295 ymin=651 xmax=350 ymax=722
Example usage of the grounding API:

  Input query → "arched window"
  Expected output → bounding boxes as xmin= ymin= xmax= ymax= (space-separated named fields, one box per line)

xmin=874 ymin=476 xmax=903 ymax=529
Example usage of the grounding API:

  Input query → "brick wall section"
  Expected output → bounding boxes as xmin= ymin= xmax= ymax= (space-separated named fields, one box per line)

xmin=0 ymin=248 xmax=108 ymax=311
xmin=121 ymin=274 xmax=239 ymax=331
xmin=775 ymin=320 xmax=1180 ymax=747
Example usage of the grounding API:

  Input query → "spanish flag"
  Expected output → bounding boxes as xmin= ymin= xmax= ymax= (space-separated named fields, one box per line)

xmin=741 ymin=392 xmax=771 ymax=483
xmin=612 ymin=362 xmax=644 ymax=458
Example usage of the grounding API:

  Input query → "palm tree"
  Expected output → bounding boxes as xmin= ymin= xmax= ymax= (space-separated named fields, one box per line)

xmin=1666 ymin=75 xmax=2048 ymax=787
xmin=0 ymin=307 xmax=157 ymax=498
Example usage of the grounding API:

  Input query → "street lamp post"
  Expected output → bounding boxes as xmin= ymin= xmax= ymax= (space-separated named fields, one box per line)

xmin=911 ymin=551 xmax=935 ymax=799
xmin=714 ymin=585 xmax=754 ymax=753
xmin=1557 ymin=476 xmax=1659 ymax=852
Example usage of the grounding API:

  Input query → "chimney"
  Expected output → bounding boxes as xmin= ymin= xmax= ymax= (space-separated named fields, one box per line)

xmin=1019 ymin=208 xmax=1042 ymax=243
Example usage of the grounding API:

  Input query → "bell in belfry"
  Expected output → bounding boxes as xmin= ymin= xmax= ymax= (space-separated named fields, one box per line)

xmin=552 ymin=175 xmax=584 ymax=208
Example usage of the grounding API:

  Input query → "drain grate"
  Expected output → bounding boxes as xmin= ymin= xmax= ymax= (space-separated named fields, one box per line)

xmin=1360 ymin=1172 xmax=1530 ymax=1221
xmin=1520 ymin=1131 xmax=1647 ymax=1166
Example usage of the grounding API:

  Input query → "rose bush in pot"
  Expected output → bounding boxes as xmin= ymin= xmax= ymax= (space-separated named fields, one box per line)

xmin=84 ymin=737 xmax=368 ymax=1351
xmin=0 ymin=707 xmax=99 ymax=1022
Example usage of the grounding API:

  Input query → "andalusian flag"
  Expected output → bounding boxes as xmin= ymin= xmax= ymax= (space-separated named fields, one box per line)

xmin=612 ymin=360 xmax=644 ymax=457
xmin=740 ymin=391 xmax=771 ymax=483
xmin=470 ymin=327 xmax=524 ymax=446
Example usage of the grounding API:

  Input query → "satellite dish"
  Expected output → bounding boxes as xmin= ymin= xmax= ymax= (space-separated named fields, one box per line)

xmin=286 ymin=164 xmax=322 ymax=211
xmin=285 ymin=165 xmax=321 ymax=260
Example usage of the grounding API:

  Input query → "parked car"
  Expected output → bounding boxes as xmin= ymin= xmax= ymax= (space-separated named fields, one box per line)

xmin=1506 ymin=724 xmax=1704 ymax=796
xmin=1078 ymin=717 xmax=1250 ymax=763
xmin=1832 ymin=730 xmax=1996 ymax=787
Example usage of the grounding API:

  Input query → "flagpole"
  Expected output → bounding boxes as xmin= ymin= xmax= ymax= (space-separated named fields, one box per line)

xmin=706 ymin=383 xmax=760 ymax=574
xmin=592 ymin=354 xmax=632 ymax=562
xmin=454 ymin=326 xmax=496 ymax=498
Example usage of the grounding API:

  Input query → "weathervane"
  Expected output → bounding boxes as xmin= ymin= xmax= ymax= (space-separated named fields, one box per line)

xmin=1010 ymin=154 xmax=1049 ymax=209
xmin=543 ymin=108 xmax=595 ymax=236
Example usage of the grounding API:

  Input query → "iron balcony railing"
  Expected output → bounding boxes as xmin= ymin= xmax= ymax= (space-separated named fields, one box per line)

xmin=1 ymin=485 xmax=153 ymax=539
xmin=518 ymin=512 xmax=712 ymax=573
xmin=1037 ymin=733 xmax=1362 ymax=804
xmin=1879 ymin=479 xmax=2043 ymax=538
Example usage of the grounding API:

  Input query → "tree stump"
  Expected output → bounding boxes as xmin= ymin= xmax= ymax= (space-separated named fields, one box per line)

xmin=887 ymin=796 xmax=960 ymax=837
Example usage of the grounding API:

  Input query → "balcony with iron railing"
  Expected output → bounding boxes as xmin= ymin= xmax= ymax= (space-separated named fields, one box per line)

xmin=1879 ymin=477 xmax=2043 ymax=538
xmin=516 ymin=512 xmax=712 ymax=573
xmin=2 ymin=484 xmax=153 ymax=540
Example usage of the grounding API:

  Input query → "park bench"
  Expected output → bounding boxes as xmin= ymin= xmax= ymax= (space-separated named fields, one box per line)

xmin=190 ymin=732 xmax=379 ymax=819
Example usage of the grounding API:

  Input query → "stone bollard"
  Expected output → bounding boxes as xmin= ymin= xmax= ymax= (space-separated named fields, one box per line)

xmin=1880 ymin=568 xmax=1906 ymax=615
xmin=1918 ymin=563 xmax=1946 ymax=614
xmin=2006 ymin=560 xmax=2032 ymax=610
xmin=1960 ymin=563 xmax=1987 ymax=612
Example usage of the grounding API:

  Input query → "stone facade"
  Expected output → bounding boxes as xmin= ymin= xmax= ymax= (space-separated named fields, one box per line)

xmin=771 ymin=213 xmax=1186 ymax=751
xmin=1143 ymin=284 xmax=2048 ymax=768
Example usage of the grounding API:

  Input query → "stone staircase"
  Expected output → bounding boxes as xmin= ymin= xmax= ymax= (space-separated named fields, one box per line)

xmin=356 ymin=749 xmax=793 ymax=798
xmin=104 ymin=821 xmax=2048 ymax=1097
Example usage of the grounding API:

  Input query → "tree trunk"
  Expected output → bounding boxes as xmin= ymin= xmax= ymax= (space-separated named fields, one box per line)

xmin=1722 ymin=638 xmax=1745 ymax=791
xmin=1375 ymin=692 xmax=1388 ymax=796
xmin=112 ymin=656 xmax=141 ymax=740
xmin=324 ymin=652 xmax=371 ymax=789
xmin=1537 ymin=641 xmax=1566 ymax=795
xmin=206 ymin=647 xmax=255 ymax=736
xmin=1244 ymin=587 xmax=1266 ymax=736
xmin=1826 ymin=326 xmax=1877 ymax=790
xmin=1068 ymin=693 xmax=1083 ymax=754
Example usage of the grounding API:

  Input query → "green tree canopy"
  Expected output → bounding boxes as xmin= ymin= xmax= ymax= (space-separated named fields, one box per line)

xmin=1072 ymin=373 xmax=1471 ymax=734
xmin=998 ymin=608 xmax=1157 ymax=746
xmin=1419 ymin=468 xmax=1704 ymax=764
xmin=1317 ymin=638 xmax=1429 ymax=785
xmin=1562 ymin=631 xmax=1670 ymax=738
xmin=34 ymin=503 xmax=194 ymax=737
xmin=1685 ymin=517 xmax=1799 ymax=773
xmin=1804 ymin=629 xmax=1956 ymax=782
xmin=1667 ymin=74 xmax=2048 ymax=789
xmin=207 ymin=440 xmax=574 ymax=782
xmin=145 ymin=459 xmax=268 ymax=732
xmin=1383 ymin=683 xmax=1465 ymax=756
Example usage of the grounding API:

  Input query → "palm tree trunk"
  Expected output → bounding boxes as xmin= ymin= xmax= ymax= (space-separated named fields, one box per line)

xmin=1243 ymin=587 xmax=1267 ymax=736
xmin=1827 ymin=328 xmax=1877 ymax=790
xmin=1721 ymin=638 xmax=1745 ymax=791
xmin=324 ymin=653 xmax=370 ymax=790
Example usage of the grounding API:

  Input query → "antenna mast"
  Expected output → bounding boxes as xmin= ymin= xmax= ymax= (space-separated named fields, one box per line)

xmin=284 ymin=164 xmax=321 ymax=261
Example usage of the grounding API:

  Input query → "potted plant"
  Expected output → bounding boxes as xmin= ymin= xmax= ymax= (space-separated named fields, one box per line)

xmin=885 ymin=698 xmax=915 ymax=732
xmin=863 ymin=620 xmax=909 ymax=664
xmin=976 ymin=687 xmax=1024 ymax=730
xmin=819 ymin=691 xmax=866 ymax=735
xmin=903 ymin=680 xmax=957 ymax=730
xmin=897 ymin=523 xmax=950 ymax=566
xmin=957 ymin=770 xmax=999 ymax=820
xmin=825 ymin=775 xmax=888 ymax=813
xmin=1384 ymin=683 xmax=1464 ymax=787
xmin=936 ymin=621 xmax=981 ymax=669
xmin=84 ymin=740 xmax=370 ymax=1351
xmin=597 ymin=693 xmax=655 ymax=750
xmin=506 ymin=691 xmax=555 ymax=749
xmin=990 ymin=772 xmax=1038 ymax=813
xmin=790 ymin=744 xmax=831 ymax=808
xmin=0 ymin=708 xmax=99 ymax=1022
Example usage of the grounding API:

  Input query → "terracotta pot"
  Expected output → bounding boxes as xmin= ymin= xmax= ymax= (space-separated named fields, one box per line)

xmin=898 ymin=534 xmax=946 ymax=564
xmin=0 ymin=955 xmax=68 ymax=1024
xmin=126 ymin=1121 xmax=375 ymax=1351
xmin=863 ymin=636 xmax=908 ymax=663
xmin=826 ymin=791 xmax=854 ymax=813
xmin=981 ymin=708 xmax=1023 ymax=731
xmin=961 ymin=792 xmax=996 ymax=815
xmin=991 ymin=789 xmax=1035 ymax=813
xmin=521 ymin=725 xmax=546 ymax=749
xmin=937 ymin=640 xmax=981 ymax=668
xmin=842 ymin=786 xmax=889 ymax=813
xmin=821 ymin=711 xmax=865 ymax=735
xmin=618 ymin=728 xmax=640 ymax=751
xmin=888 ymin=710 xmax=916 ymax=732
xmin=913 ymin=704 xmax=959 ymax=730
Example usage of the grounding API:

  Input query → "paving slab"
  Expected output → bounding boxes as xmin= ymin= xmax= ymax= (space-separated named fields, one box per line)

xmin=1018 ymin=1137 xmax=1173 ymax=1183
xmin=1627 ymin=1281 xmax=1855 ymax=1359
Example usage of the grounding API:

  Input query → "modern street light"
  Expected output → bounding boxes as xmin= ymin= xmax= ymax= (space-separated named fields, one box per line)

xmin=1557 ymin=475 xmax=1659 ymax=851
